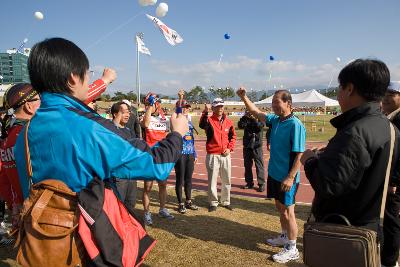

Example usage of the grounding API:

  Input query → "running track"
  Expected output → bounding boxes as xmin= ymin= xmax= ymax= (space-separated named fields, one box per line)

xmin=166 ymin=140 xmax=326 ymax=205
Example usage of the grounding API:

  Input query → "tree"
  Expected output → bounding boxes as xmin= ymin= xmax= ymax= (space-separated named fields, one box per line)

xmin=111 ymin=91 xmax=127 ymax=101
xmin=186 ymin=86 xmax=209 ymax=104
xmin=100 ymin=93 xmax=111 ymax=101
xmin=209 ymin=86 xmax=235 ymax=100
xmin=259 ymin=92 xmax=267 ymax=101
xmin=126 ymin=91 xmax=137 ymax=102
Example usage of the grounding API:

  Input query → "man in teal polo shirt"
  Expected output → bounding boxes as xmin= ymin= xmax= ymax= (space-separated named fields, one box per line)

xmin=237 ymin=87 xmax=306 ymax=264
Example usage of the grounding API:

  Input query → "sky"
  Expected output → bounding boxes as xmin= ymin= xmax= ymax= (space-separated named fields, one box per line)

xmin=1 ymin=0 xmax=400 ymax=96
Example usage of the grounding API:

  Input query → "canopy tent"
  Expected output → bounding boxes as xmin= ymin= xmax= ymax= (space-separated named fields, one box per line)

xmin=255 ymin=89 xmax=339 ymax=107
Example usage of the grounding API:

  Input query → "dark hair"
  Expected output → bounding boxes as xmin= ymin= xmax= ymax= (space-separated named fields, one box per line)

xmin=110 ymin=102 xmax=129 ymax=119
xmin=338 ymin=59 xmax=390 ymax=101
xmin=274 ymin=90 xmax=292 ymax=104
xmin=28 ymin=37 xmax=89 ymax=94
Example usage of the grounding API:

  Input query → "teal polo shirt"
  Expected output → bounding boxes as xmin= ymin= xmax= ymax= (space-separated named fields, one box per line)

xmin=266 ymin=113 xmax=306 ymax=183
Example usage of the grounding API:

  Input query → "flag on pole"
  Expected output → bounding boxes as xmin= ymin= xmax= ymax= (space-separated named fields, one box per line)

xmin=136 ymin=35 xmax=151 ymax=56
xmin=146 ymin=14 xmax=183 ymax=46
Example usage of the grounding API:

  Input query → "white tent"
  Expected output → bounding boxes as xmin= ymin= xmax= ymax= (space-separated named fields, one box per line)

xmin=255 ymin=89 xmax=339 ymax=107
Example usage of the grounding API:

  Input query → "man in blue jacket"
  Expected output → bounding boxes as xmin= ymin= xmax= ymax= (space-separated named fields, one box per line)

xmin=14 ymin=37 xmax=188 ymax=199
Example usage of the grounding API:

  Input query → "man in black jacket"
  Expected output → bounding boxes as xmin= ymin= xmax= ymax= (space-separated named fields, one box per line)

xmin=238 ymin=111 xmax=265 ymax=192
xmin=301 ymin=59 xmax=400 ymax=267
xmin=122 ymin=99 xmax=141 ymax=138
xmin=381 ymin=81 xmax=400 ymax=267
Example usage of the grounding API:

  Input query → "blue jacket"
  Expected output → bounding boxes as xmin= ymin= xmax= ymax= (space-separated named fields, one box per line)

xmin=15 ymin=93 xmax=182 ymax=199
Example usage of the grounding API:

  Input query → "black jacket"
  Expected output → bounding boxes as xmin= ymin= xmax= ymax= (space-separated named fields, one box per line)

xmin=304 ymin=102 xmax=400 ymax=227
xmin=238 ymin=115 xmax=264 ymax=149
xmin=125 ymin=108 xmax=141 ymax=138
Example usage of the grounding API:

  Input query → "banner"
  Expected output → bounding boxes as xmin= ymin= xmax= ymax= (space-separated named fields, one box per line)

xmin=146 ymin=14 xmax=183 ymax=46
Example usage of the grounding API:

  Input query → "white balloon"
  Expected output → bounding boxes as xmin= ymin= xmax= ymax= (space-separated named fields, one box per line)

xmin=23 ymin=38 xmax=28 ymax=43
xmin=139 ymin=0 xmax=157 ymax=6
xmin=34 ymin=11 xmax=44 ymax=20
xmin=147 ymin=0 xmax=157 ymax=5
xmin=156 ymin=2 xmax=168 ymax=17
xmin=138 ymin=0 xmax=148 ymax=6
xmin=336 ymin=57 xmax=341 ymax=63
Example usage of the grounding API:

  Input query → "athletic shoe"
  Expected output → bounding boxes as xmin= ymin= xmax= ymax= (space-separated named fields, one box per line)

xmin=208 ymin=205 xmax=217 ymax=212
xmin=266 ymin=233 xmax=288 ymax=247
xmin=222 ymin=205 xmax=233 ymax=211
xmin=185 ymin=201 xmax=199 ymax=210
xmin=159 ymin=208 xmax=175 ymax=220
xmin=272 ymin=246 xmax=300 ymax=263
xmin=144 ymin=211 xmax=153 ymax=226
xmin=257 ymin=184 xmax=265 ymax=192
xmin=0 ymin=221 xmax=10 ymax=235
xmin=241 ymin=184 xmax=254 ymax=189
xmin=178 ymin=203 xmax=187 ymax=214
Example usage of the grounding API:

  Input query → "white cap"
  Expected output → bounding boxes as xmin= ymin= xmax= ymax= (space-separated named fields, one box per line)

xmin=122 ymin=99 xmax=132 ymax=107
xmin=212 ymin=98 xmax=224 ymax=107
xmin=388 ymin=81 xmax=400 ymax=93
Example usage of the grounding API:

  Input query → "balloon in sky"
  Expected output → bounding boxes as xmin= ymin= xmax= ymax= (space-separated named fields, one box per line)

xmin=224 ymin=33 xmax=230 ymax=40
xmin=336 ymin=57 xmax=341 ymax=63
xmin=138 ymin=0 xmax=157 ymax=6
xmin=34 ymin=11 xmax=44 ymax=20
xmin=23 ymin=38 xmax=28 ymax=43
xmin=269 ymin=55 xmax=275 ymax=61
xmin=156 ymin=2 xmax=168 ymax=17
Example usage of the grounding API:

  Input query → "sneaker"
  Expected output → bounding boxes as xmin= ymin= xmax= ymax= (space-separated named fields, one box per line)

xmin=208 ymin=205 xmax=217 ymax=212
xmin=178 ymin=203 xmax=187 ymax=214
xmin=185 ymin=200 xmax=199 ymax=210
xmin=144 ymin=212 xmax=153 ymax=226
xmin=0 ymin=221 xmax=10 ymax=235
xmin=222 ymin=205 xmax=233 ymax=211
xmin=257 ymin=184 xmax=265 ymax=192
xmin=272 ymin=246 xmax=299 ymax=263
xmin=241 ymin=184 xmax=254 ymax=189
xmin=266 ymin=233 xmax=288 ymax=247
xmin=159 ymin=208 xmax=175 ymax=220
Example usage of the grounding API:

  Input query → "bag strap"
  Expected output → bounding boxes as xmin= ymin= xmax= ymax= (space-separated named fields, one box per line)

xmin=379 ymin=122 xmax=396 ymax=227
xmin=24 ymin=120 xmax=33 ymax=184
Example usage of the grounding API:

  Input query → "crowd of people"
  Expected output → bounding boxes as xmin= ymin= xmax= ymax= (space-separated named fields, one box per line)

xmin=0 ymin=36 xmax=399 ymax=267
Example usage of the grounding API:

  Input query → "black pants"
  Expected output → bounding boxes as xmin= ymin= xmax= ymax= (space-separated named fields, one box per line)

xmin=113 ymin=179 xmax=137 ymax=209
xmin=381 ymin=192 xmax=400 ymax=266
xmin=174 ymin=154 xmax=195 ymax=204
xmin=0 ymin=200 xmax=4 ymax=221
xmin=243 ymin=147 xmax=265 ymax=186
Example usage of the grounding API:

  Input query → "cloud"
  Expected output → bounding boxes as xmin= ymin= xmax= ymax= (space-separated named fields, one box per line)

xmin=110 ymin=58 xmax=400 ymax=95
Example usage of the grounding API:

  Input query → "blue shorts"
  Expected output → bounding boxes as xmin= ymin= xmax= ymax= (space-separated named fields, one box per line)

xmin=267 ymin=176 xmax=299 ymax=206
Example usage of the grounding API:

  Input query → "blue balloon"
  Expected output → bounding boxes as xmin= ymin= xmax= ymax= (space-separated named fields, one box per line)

xmin=224 ymin=33 xmax=230 ymax=40
xmin=269 ymin=56 xmax=275 ymax=61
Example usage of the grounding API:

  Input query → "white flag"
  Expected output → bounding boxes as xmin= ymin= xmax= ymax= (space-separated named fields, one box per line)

xmin=146 ymin=14 xmax=183 ymax=46
xmin=136 ymin=36 xmax=151 ymax=56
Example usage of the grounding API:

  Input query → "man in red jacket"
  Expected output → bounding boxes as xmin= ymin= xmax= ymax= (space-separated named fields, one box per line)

xmin=199 ymin=98 xmax=236 ymax=212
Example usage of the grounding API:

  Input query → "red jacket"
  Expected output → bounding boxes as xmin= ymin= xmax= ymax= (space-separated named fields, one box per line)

xmin=199 ymin=112 xmax=236 ymax=154
xmin=0 ymin=123 xmax=25 ymax=206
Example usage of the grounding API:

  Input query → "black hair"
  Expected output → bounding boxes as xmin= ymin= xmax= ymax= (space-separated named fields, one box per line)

xmin=28 ymin=37 xmax=89 ymax=94
xmin=110 ymin=102 xmax=129 ymax=119
xmin=338 ymin=59 xmax=390 ymax=101
xmin=274 ymin=90 xmax=292 ymax=104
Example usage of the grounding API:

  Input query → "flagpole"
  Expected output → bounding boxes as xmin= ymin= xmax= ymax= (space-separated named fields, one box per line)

xmin=136 ymin=33 xmax=142 ymax=105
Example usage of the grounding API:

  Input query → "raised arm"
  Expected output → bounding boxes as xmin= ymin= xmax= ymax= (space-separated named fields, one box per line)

xmin=236 ymin=87 xmax=266 ymax=123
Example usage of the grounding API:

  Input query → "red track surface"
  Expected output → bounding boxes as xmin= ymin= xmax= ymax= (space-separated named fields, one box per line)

xmin=167 ymin=140 xmax=326 ymax=205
